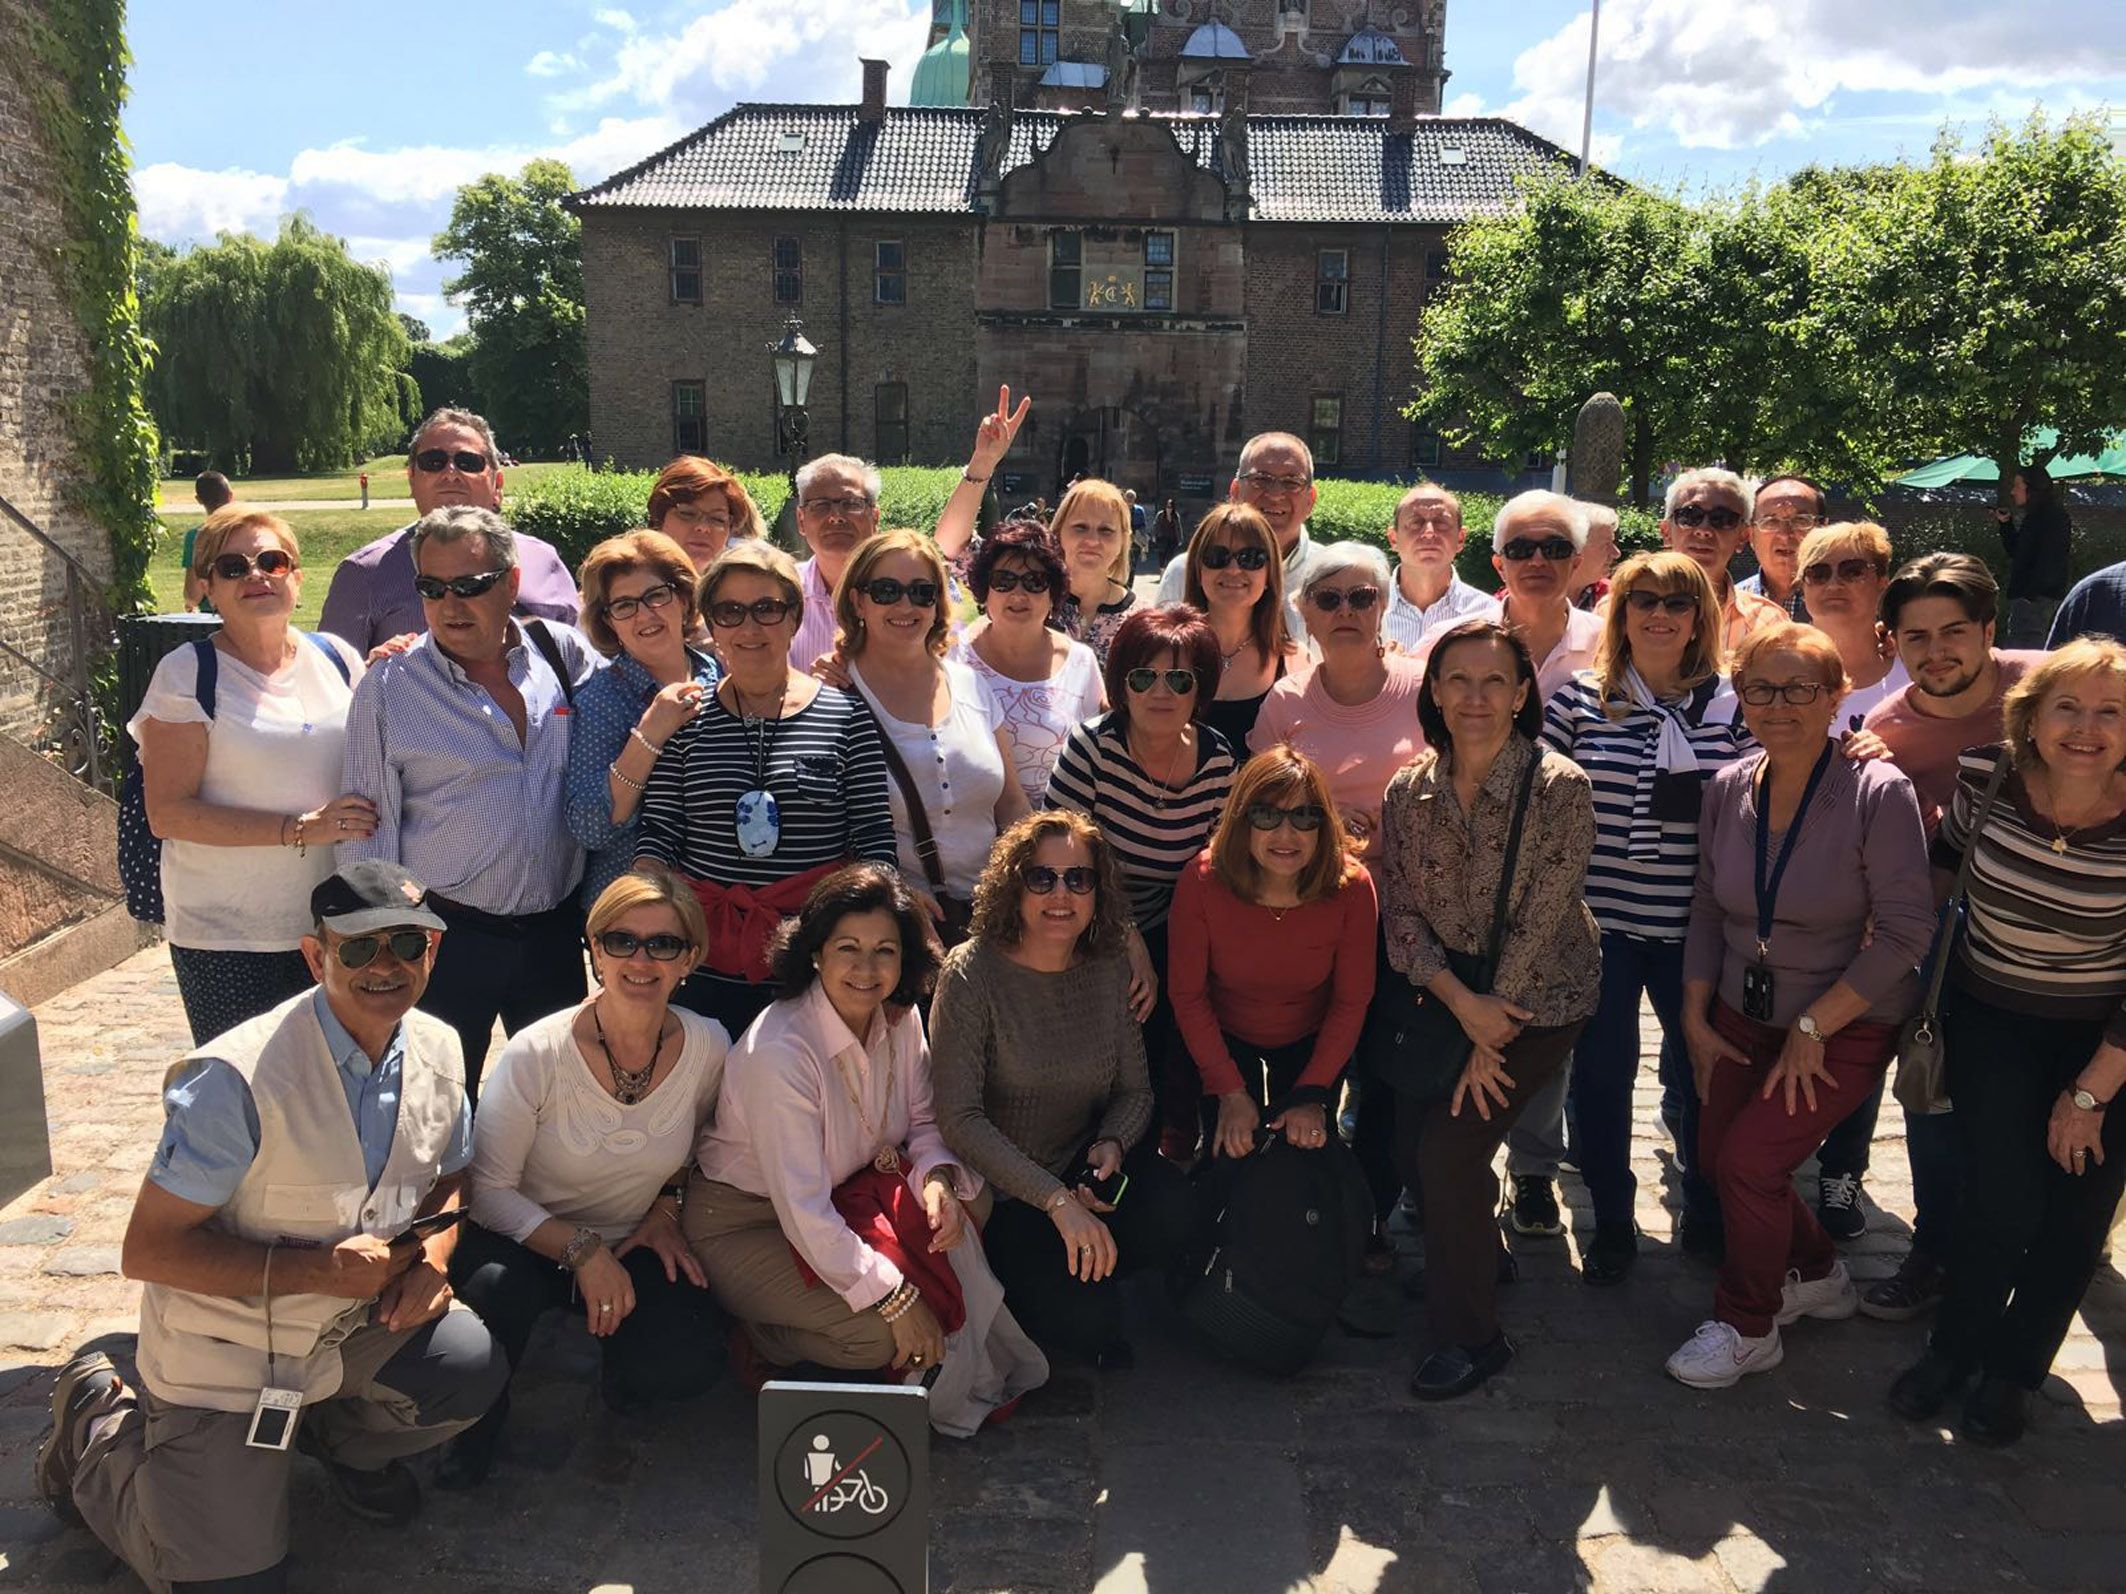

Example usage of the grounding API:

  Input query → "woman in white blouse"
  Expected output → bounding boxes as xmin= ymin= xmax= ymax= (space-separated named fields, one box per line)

xmin=441 ymin=866 xmax=729 ymax=1488
xmin=129 ymin=509 xmax=368 ymax=1042
xmin=837 ymin=529 xmax=1029 ymax=941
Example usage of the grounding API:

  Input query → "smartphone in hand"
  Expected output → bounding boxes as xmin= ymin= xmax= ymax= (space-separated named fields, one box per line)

xmin=1071 ymin=1162 xmax=1130 ymax=1208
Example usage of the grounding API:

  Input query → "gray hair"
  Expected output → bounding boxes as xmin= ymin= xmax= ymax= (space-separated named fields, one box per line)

xmin=408 ymin=407 xmax=501 ymax=468
xmin=1302 ymin=540 xmax=1393 ymax=593
xmin=1662 ymin=467 xmax=1755 ymax=522
xmin=1492 ymin=490 xmax=1590 ymax=552
xmin=1237 ymin=431 xmax=1315 ymax=480
xmin=412 ymin=506 xmax=517 ymax=572
xmin=793 ymin=453 xmax=882 ymax=504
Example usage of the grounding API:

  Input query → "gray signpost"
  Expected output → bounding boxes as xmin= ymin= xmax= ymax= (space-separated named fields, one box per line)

xmin=759 ymin=1381 xmax=929 ymax=1593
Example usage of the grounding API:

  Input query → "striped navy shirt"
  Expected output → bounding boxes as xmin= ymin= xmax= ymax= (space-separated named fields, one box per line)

xmin=1045 ymin=713 xmax=1236 ymax=932
xmin=1541 ymin=671 xmax=1753 ymax=942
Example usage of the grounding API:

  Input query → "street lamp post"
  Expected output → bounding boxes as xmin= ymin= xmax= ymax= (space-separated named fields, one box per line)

xmin=768 ymin=312 xmax=819 ymax=531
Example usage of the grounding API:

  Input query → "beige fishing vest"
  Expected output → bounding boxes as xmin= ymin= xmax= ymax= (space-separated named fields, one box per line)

xmin=136 ymin=991 xmax=466 ymax=1412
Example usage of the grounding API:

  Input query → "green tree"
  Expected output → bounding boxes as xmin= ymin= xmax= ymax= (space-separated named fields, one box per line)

xmin=433 ymin=158 xmax=587 ymax=457
xmin=141 ymin=215 xmax=415 ymax=471
xmin=408 ymin=330 xmax=483 ymax=416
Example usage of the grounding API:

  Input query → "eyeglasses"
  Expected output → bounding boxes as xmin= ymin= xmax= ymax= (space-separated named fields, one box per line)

xmin=1245 ymin=802 xmax=1326 ymax=832
xmin=708 ymin=597 xmax=797 ymax=629
xmin=667 ymin=506 xmax=733 ymax=531
xmin=861 ymin=577 xmax=939 ymax=608
xmin=1309 ymin=585 xmax=1382 ymax=613
xmin=1124 ymin=667 xmax=1197 ymax=695
xmin=799 ymin=495 xmax=873 ymax=517
xmin=1801 ymin=558 xmax=1884 ymax=587
xmin=594 ymin=930 xmax=693 ymax=961
xmin=1500 ymin=538 xmax=1577 ymax=563
xmin=1738 ymin=680 xmax=1833 ymax=706
xmin=1199 ymin=544 xmax=1270 ymax=572
xmin=602 ymin=582 xmax=680 ymax=621
xmin=1670 ymin=504 xmax=1744 ymax=531
xmin=1623 ymin=590 xmax=1699 ymax=616
xmin=986 ymin=568 xmax=1053 ymax=595
xmin=1021 ymin=864 xmax=1098 ymax=896
xmin=209 ymin=549 xmax=296 ymax=581
xmin=1755 ymin=513 xmax=1824 ymax=534
xmin=1236 ymin=470 xmax=1312 ymax=496
xmin=413 ymin=449 xmax=490 ymax=476
xmin=414 ymin=570 xmax=508 ymax=602
xmin=1400 ymin=512 xmax=1459 ymax=532
xmin=334 ymin=929 xmax=430 ymax=969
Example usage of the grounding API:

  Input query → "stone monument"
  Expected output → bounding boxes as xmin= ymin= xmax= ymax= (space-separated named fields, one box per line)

xmin=1569 ymin=391 xmax=1625 ymax=504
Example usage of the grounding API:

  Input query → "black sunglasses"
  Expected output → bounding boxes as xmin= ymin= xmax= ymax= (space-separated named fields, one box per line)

xmin=1125 ymin=667 xmax=1197 ymax=695
xmin=1671 ymin=504 xmax=1744 ymax=531
xmin=414 ymin=570 xmax=508 ymax=601
xmin=1310 ymin=585 xmax=1382 ymax=612
xmin=1245 ymin=802 xmax=1326 ymax=832
xmin=209 ymin=549 xmax=297 ymax=581
xmin=413 ymin=449 xmax=490 ymax=475
xmin=1623 ymin=590 xmax=1699 ymax=616
xmin=595 ymin=930 xmax=693 ymax=962
xmin=708 ymin=597 xmax=797 ymax=629
xmin=1802 ymin=557 xmax=1884 ymax=586
xmin=602 ymin=582 xmax=679 ymax=621
xmin=334 ymin=929 xmax=430 ymax=969
xmin=862 ymin=577 xmax=940 ymax=608
xmin=987 ymin=568 xmax=1053 ymax=595
xmin=1022 ymin=864 xmax=1098 ymax=896
xmin=1199 ymin=544 xmax=1270 ymax=572
xmin=1500 ymin=538 xmax=1577 ymax=563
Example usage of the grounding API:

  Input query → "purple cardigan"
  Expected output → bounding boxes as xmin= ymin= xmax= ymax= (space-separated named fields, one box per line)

xmin=1684 ymin=747 xmax=1934 ymax=1028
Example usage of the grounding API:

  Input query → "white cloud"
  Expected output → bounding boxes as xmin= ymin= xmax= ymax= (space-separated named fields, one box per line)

xmin=1443 ymin=90 xmax=1485 ymax=118
xmin=134 ymin=162 xmax=289 ymax=238
xmin=526 ymin=49 xmax=580 ymax=78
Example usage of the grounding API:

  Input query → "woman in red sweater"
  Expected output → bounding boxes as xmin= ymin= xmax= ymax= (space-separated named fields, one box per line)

xmin=1169 ymin=745 xmax=1379 ymax=1158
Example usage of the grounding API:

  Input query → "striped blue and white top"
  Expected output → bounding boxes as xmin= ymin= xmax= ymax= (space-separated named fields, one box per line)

xmin=1541 ymin=670 xmax=1754 ymax=942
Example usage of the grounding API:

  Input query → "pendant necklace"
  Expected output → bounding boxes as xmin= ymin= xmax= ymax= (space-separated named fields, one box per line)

xmin=732 ymin=681 xmax=785 ymax=858
xmin=1128 ymin=728 xmax=1193 ymax=810
xmin=592 ymin=1002 xmax=665 ymax=1106
xmin=834 ymin=1049 xmax=901 ymax=1173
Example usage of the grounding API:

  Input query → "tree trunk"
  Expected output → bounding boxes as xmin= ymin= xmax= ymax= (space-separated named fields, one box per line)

xmin=1629 ymin=411 xmax=1655 ymax=509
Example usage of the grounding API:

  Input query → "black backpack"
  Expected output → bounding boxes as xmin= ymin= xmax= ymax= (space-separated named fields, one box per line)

xmin=1178 ymin=1130 xmax=1373 ymax=1375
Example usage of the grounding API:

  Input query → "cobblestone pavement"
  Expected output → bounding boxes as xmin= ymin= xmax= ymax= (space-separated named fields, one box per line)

xmin=2 ymin=943 xmax=2122 ymax=1592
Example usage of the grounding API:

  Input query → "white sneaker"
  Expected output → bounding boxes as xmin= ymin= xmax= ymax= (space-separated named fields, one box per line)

xmin=1777 ymin=1259 xmax=1858 ymax=1325
xmin=1665 ymin=1319 xmax=1784 ymax=1388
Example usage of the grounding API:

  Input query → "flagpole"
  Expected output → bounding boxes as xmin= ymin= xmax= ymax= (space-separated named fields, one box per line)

xmin=1579 ymin=0 xmax=1601 ymax=178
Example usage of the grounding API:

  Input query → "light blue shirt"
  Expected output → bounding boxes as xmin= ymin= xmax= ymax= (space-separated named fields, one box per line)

xmin=150 ymin=990 xmax=473 ymax=1209
xmin=563 ymin=645 xmax=721 ymax=908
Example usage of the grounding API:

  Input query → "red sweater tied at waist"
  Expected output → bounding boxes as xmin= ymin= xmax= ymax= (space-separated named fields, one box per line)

xmin=687 ymin=862 xmax=842 ymax=983
xmin=793 ymin=1163 xmax=967 ymax=1335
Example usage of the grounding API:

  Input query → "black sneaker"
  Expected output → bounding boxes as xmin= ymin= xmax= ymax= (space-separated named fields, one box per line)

xmin=1410 ymin=1334 xmax=1515 ymax=1401
xmin=1505 ymin=1175 xmax=1564 ymax=1237
xmin=1817 ymin=1172 xmax=1867 ymax=1241
xmin=298 ymin=1427 xmax=421 ymax=1525
xmin=1860 ymin=1252 xmax=1948 ymax=1321
xmin=1581 ymin=1223 xmax=1640 ymax=1287
xmin=36 ymin=1352 xmax=122 ymax=1524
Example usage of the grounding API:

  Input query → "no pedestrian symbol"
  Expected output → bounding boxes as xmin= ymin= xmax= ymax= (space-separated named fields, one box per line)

xmin=760 ymin=1381 xmax=929 ymax=1592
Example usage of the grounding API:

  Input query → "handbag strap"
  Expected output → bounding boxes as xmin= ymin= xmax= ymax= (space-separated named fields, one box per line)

xmin=1478 ymin=745 xmax=1542 ymax=978
xmin=869 ymin=709 xmax=949 ymax=894
xmin=1921 ymin=747 xmax=2013 ymax=1014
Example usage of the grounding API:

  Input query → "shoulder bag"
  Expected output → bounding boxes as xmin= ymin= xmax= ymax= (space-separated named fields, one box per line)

xmin=873 ymin=723 xmax=975 ymax=948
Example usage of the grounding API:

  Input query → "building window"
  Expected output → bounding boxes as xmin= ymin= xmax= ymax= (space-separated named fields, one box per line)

xmin=1425 ymin=248 xmax=1450 ymax=282
xmin=672 ymin=381 xmax=706 ymax=456
xmin=1412 ymin=425 xmax=1442 ymax=469
xmin=1346 ymin=79 xmax=1391 ymax=116
xmin=1311 ymin=396 xmax=1343 ymax=467
xmin=1019 ymin=0 xmax=1059 ymax=65
xmin=875 ymin=383 xmax=910 ymax=464
xmin=1316 ymin=249 xmax=1349 ymax=315
xmin=875 ymin=240 xmax=906 ymax=305
xmin=773 ymin=236 xmax=803 ymax=303
xmin=1142 ymin=232 xmax=1175 ymax=312
xmin=1191 ymin=84 xmax=1216 ymax=113
xmin=669 ymin=237 xmax=702 ymax=304
xmin=1048 ymin=231 xmax=1081 ymax=311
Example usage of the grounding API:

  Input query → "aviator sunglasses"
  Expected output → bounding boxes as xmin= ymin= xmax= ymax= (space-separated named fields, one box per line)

xmin=1125 ymin=667 xmax=1197 ymax=695
xmin=334 ymin=930 xmax=430 ymax=969
xmin=1801 ymin=558 xmax=1885 ymax=587
xmin=209 ymin=549 xmax=297 ymax=581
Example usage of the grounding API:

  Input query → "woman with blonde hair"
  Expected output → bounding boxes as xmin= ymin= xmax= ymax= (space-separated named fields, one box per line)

xmin=1169 ymin=746 xmax=1377 ymax=1160
xmin=1048 ymin=478 xmax=1141 ymax=660
xmin=1185 ymin=504 xmax=1300 ymax=755
xmin=1541 ymin=551 xmax=1751 ymax=1282
xmin=1795 ymin=520 xmax=1903 ymax=732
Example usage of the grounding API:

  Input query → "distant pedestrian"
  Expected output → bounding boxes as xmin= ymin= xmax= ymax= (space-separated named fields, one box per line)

xmin=1152 ymin=497 xmax=1181 ymax=564
xmin=359 ymin=471 xmax=370 ymax=511
xmin=179 ymin=471 xmax=233 ymax=613
xmin=1996 ymin=463 xmax=2072 ymax=647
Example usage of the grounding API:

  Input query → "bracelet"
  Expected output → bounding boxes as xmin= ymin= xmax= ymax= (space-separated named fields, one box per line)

xmin=560 ymin=1227 xmax=604 ymax=1272
xmin=629 ymin=726 xmax=663 ymax=758
xmin=961 ymin=470 xmax=989 ymax=484
xmin=291 ymin=815 xmax=308 ymax=858
xmin=660 ymin=1180 xmax=687 ymax=1212
xmin=1045 ymin=1188 xmax=1074 ymax=1215
xmin=610 ymin=761 xmax=646 ymax=793
xmin=279 ymin=814 xmax=293 ymax=848
xmin=875 ymin=1280 xmax=919 ymax=1321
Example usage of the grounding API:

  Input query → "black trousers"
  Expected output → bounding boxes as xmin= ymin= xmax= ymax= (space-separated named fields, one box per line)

xmin=420 ymin=899 xmax=586 ymax=1097
xmin=1929 ymin=985 xmax=2126 ymax=1389
xmin=982 ymin=1142 xmax=1198 ymax=1358
xmin=1197 ymin=1032 xmax=1328 ymax=1146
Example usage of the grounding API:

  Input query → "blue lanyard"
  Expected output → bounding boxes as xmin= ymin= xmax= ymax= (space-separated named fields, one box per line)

xmin=1752 ymin=742 xmax=1834 ymax=962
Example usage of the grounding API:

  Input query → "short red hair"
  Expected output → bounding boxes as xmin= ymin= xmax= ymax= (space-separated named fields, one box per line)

xmin=1103 ymin=604 xmax=1222 ymax=731
xmin=646 ymin=456 xmax=760 ymax=537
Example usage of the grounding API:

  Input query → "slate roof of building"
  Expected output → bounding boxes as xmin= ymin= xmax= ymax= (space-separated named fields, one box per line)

xmin=569 ymin=106 xmax=1579 ymax=225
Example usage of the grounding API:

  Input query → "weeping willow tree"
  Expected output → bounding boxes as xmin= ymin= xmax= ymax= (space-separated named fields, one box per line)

xmin=142 ymin=215 xmax=417 ymax=471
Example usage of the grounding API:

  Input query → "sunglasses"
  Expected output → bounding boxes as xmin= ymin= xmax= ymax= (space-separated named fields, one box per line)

xmin=209 ymin=549 xmax=296 ymax=581
xmin=1670 ymin=504 xmax=1744 ymax=531
xmin=334 ymin=929 xmax=430 ymax=969
xmin=595 ymin=930 xmax=694 ymax=961
xmin=1310 ymin=585 xmax=1382 ymax=612
xmin=1739 ymin=680 xmax=1832 ymax=706
xmin=1022 ymin=864 xmax=1098 ymax=896
xmin=708 ymin=597 xmax=797 ymax=629
xmin=414 ymin=570 xmax=508 ymax=602
xmin=413 ymin=449 xmax=490 ymax=475
xmin=1801 ymin=558 xmax=1884 ymax=587
xmin=861 ymin=577 xmax=940 ymax=608
xmin=1245 ymin=802 xmax=1326 ymax=832
xmin=602 ymin=582 xmax=679 ymax=621
xmin=1500 ymin=538 xmax=1577 ymax=563
xmin=1199 ymin=544 xmax=1270 ymax=572
xmin=1125 ymin=667 xmax=1197 ymax=695
xmin=987 ymin=568 xmax=1053 ymax=595
xmin=1623 ymin=590 xmax=1699 ymax=616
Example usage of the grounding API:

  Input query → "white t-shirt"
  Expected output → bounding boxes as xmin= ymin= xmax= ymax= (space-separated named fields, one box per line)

xmin=1836 ymin=658 xmax=1912 ymax=735
xmin=852 ymin=659 xmax=1011 ymax=899
xmin=126 ymin=634 xmax=364 ymax=951
xmin=470 ymin=1005 xmax=729 ymax=1245
xmin=953 ymin=637 xmax=1105 ymax=807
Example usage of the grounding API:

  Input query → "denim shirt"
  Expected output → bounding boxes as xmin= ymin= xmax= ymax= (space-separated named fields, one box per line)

xmin=564 ymin=646 xmax=723 ymax=907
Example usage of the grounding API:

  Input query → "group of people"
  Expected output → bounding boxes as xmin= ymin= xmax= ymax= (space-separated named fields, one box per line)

xmin=33 ymin=402 xmax=2126 ymax=1591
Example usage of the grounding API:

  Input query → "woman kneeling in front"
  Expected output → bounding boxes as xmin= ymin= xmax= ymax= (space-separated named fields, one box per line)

xmin=445 ymin=865 xmax=730 ymax=1487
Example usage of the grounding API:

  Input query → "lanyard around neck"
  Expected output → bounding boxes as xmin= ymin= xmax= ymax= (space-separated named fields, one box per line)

xmin=1752 ymin=742 xmax=1834 ymax=961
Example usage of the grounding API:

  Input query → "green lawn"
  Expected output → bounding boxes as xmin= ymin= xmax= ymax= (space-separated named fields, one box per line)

xmin=156 ymin=456 xmax=577 ymax=506
xmin=152 ymin=507 xmax=399 ymax=629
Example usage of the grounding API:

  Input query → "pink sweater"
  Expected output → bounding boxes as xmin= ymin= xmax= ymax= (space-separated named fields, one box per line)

xmin=1248 ymin=653 xmax=1427 ymax=858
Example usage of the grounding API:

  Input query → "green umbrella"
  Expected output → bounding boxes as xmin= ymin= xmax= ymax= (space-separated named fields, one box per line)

xmin=1894 ymin=426 xmax=2126 ymax=487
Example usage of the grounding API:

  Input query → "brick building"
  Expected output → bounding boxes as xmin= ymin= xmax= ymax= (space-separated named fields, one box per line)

xmin=574 ymin=11 xmax=1571 ymax=506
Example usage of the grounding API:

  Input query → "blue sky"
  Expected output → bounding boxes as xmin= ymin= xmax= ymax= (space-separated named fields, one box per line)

xmin=126 ymin=0 xmax=2125 ymax=336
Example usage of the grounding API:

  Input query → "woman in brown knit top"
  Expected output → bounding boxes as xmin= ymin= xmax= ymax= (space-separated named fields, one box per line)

xmin=930 ymin=810 xmax=1200 ymax=1367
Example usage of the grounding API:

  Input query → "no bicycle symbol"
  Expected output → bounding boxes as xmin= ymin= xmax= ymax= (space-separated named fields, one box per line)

xmin=775 ymin=1410 xmax=911 ymax=1539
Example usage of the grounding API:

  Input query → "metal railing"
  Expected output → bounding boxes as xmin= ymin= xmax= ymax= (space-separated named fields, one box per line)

xmin=0 ymin=492 xmax=111 ymax=791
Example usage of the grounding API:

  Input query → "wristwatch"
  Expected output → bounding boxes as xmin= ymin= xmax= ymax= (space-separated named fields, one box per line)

xmin=560 ymin=1226 xmax=604 ymax=1272
xmin=2071 ymin=1087 xmax=2111 ymax=1112
xmin=1795 ymin=1014 xmax=1826 ymax=1044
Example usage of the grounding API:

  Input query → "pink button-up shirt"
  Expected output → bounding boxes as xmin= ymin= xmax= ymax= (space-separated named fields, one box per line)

xmin=696 ymin=984 xmax=976 ymax=1312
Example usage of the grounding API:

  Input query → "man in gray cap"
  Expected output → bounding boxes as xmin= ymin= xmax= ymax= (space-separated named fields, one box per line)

xmin=36 ymin=860 xmax=505 ymax=1592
